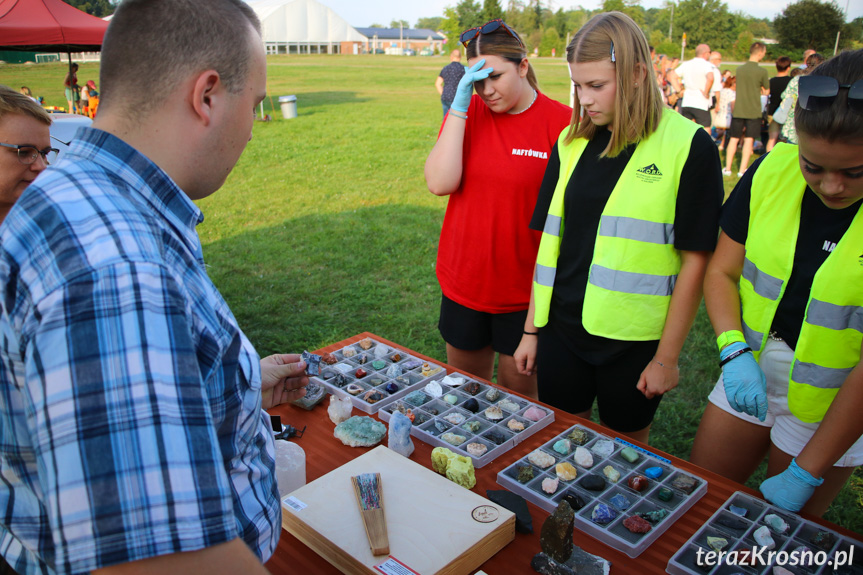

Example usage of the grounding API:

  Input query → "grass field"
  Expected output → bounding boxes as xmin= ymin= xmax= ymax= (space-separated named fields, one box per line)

xmin=1 ymin=55 xmax=861 ymax=533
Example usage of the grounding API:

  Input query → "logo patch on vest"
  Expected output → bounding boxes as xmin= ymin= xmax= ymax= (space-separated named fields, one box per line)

xmin=635 ymin=163 xmax=662 ymax=183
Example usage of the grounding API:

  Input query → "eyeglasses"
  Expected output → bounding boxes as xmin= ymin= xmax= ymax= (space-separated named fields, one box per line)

xmin=460 ymin=19 xmax=524 ymax=48
xmin=798 ymin=76 xmax=863 ymax=113
xmin=0 ymin=142 xmax=59 ymax=165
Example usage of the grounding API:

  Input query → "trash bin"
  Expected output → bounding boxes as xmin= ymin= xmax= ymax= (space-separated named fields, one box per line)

xmin=279 ymin=95 xmax=297 ymax=119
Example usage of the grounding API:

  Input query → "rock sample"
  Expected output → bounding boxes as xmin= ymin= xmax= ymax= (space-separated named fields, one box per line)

xmin=602 ymin=465 xmax=620 ymax=483
xmin=540 ymin=500 xmax=574 ymax=563
xmin=430 ymin=447 xmax=476 ymax=489
xmin=764 ymin=513 xmax=790 ymax=534
xmin=574 ymin=446 xmax=594 ymax=468
xmin=591 ymin=503 xmax=617 ymax=525
xmin=592 ymin=439 xmax=615 ymax=458
xmin=555 ymin=462 xmax=577 ymax=481
xmin=532 ymin=500 xmax=612 ymax=575
xmin=523 ymin=406 xmax=546 ymax=421
xmin=528 ymin=449 xmax=555 ymax=469
xmin=466 ymin=442 xmax=487 ymax=457
xmin=387 ymin=411 xmax=414 ymax=458
xmin=623 ymin=515 xmax=651 ymax=534
xmin=542 ymin=477 xmax=559 ymax=494
xmin=327 ymin=394 xmax=352 ymax=425
xmin=753 ymin=525 xmax=776 ymax=549
xmin=334 ymin=416 xmax=386 ymax=447
xmin=301 ymin=350 xmax=321 ymax=376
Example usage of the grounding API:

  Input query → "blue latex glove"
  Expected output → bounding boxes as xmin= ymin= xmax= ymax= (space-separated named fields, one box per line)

xmin=450 ymin=59 xmax=493 ymax=113
xmin=760 ymin=458 xmax=824 ymax=512
xmin=720 ymin=341 xmax=768 ymax=421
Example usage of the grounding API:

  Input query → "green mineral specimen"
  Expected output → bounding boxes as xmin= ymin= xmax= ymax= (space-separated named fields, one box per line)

xmin=620 ymin=447 xmax=639 ymax=463
xmin=517 ymin=464 xmax=535 ymax=484
xmin=657 ymin=487 xmax=673 ymax=501
xmin=568 ymin=429 xmax=590 ymax=446
xmin=461 ymin=421 xmax=481 ymax=433
xmin=333 ymin=416 xmax=386 ymax=447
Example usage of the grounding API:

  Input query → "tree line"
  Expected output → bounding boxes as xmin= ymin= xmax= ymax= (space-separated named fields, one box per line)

xmin=415 ymin=0 xmax=862 ymax=62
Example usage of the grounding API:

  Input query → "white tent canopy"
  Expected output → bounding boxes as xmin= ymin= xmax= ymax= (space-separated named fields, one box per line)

xmin=248 ymin=0 xmax=365 ymax=53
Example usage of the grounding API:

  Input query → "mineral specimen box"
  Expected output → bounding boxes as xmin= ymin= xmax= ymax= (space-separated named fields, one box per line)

xmin=281 ymin=445 xmax=515 ymax=575
xmin=377 ymin=374 xmax=555 ymax=469
xmin=666 ymin=491 xmax=863 ymax=575
xmin=496 ymin=424 xmax=706 ymax=558
xmin=312 ymin=336 xmax=446 ymax=415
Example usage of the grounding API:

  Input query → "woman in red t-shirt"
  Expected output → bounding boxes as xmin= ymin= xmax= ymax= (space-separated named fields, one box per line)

xmin=424 ymin=20 xmax=571 ymax=398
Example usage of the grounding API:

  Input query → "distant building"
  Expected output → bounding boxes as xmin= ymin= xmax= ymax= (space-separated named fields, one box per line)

xmin=354 ymin=27 xmax=447 ymax=55
xmin=248 ymin=0 xmax=367 ymax=55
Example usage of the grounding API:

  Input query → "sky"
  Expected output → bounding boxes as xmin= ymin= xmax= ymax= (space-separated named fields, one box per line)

xmin=314 ymin=0 xmax=862 ymax=29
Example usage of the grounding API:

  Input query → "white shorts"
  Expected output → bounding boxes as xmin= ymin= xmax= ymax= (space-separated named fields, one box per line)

xmin=708 ymin=337 xmax=863 ymax=467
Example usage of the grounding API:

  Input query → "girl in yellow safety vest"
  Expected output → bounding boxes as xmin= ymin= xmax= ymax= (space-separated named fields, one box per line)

xmin=691 ymin=49 xmax=863 ymax=516
xmin=513 ymin=12 xmax=723 ymax=444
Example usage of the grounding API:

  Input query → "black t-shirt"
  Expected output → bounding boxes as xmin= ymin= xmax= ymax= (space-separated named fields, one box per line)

xmin=439 ymin=62 xmax=465 ymax=104
xmin=529 ymin=128 xmax=723 ymax=362
xmin=768 ymin=76 xmax=792 ymax=116
xmin=720 ymin=154 xmax=861 ymax=350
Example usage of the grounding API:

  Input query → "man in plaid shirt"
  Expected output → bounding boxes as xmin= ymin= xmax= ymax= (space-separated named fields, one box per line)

xmin=0 ymin=0 xmax=308 ymax=573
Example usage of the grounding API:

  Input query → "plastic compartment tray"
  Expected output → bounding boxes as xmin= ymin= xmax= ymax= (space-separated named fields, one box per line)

xmin=311 ymin=337 xmax=445 ymax=414
xmin=377 ymin=373 xmax=554 ymax=468
xmin=496 ymin=424 xmax=706 ymax=558
xmin=667 ymin=491 xmax=863 ymax=575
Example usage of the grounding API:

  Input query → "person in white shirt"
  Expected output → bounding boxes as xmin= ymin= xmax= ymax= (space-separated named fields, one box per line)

xmin=667 ymin=44 xmax=714 ymax=129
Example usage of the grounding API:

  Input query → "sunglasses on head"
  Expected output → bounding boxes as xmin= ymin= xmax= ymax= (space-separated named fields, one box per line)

xmin=798 ymin=75 xmax=863 ymax=113
xmin=460 ymin=19 xmax=524 ymax=48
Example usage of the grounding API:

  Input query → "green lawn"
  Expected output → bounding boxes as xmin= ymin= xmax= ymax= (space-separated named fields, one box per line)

xmin=1 ymin=55 xmax=861 ymax=533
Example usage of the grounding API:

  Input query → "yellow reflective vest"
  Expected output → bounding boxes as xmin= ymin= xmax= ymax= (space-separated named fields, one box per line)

xmin=741 ymin=143 xmax=863 ymax=423
xmin=533 ymin=110 xmax=699 ymax=340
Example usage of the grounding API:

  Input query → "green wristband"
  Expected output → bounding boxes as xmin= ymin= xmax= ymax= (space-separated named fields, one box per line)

xmin=716 ymin=330 xmax=746 ymax=351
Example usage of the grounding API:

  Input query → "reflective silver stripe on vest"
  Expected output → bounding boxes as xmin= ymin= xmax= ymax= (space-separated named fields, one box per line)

xmin=792 ymin=361 xmax=853 ymax=390
xmin=599 ymin=215 xmax=675 ymax=245
xmin=742 ymin=257 xmax=783 ymax=301
xmin=741 ymin=320 xmax=763 ymax=351
xmin=543 ymin=214 xmax=562 ymax=237
xmin=806 ymin=299 xmax=863 ymax=334
xmin=535 ymin=264 xmax=556 ymax=288
xmin=589 ymin=265 xmax=676 ymax=296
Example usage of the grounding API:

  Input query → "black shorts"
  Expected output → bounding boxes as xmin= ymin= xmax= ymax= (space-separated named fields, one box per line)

xmin=680 ymin=107 xmax=711 ymax=127
xmin=728 ymin=117 xmax=761 ymax=139
xmin=438 ymin=294 xmax=527 ymax=357
xmin=536 ymin=321 xmax=662 ymax=432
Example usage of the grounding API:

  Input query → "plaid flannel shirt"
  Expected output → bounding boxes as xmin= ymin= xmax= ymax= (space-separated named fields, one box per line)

xmin=0 ymin=128 xmax=280 ymax=574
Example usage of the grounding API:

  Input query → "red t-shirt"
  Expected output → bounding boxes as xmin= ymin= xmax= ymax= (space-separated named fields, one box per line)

xmin=436 ymin=92 xmax=572 ymax=313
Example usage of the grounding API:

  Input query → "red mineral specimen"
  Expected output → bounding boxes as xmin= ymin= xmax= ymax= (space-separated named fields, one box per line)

xmin=623 ymin=515 xmax=652 ymax=534
xmin=355 ymin=368 xmax=367 ymax=378
xmin=627 ymin=475 xmax=649 ymax=492
xmin=321 ymin=352 xmax=337 ymax=364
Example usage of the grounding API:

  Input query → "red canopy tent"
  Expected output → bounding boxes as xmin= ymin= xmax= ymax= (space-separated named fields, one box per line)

xmin=0 ymin=0 xmax=108 ymax=53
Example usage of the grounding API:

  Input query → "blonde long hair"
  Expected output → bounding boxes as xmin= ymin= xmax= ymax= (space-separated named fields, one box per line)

xmin=564 ymin=12 xmax=663 ymax=157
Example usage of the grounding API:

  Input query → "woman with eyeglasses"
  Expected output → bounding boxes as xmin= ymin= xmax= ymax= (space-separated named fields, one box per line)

xmin=424 ymin=20 xmax=571 ymax=398
xmin=0 ymin=85 xmax=55 ymax=224
xmin=691 ymin=49 xmax=863 ymax=516
xmin=513 ymin=12 xmax=722 ymax=444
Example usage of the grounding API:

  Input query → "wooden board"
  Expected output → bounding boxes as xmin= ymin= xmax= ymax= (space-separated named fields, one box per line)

xmin=281 ymin=445 xmax=515 ymax=575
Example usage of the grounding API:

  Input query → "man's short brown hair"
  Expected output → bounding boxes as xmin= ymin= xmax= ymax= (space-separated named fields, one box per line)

xmin=98 ymin=0 xmax=261 ymax=119
xmin=0 ymin=85 xmax=51 ymax=125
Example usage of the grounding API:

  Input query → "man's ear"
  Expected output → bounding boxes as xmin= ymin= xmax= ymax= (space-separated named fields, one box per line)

xmin=190 ymin=70 xmax=221 ymax=126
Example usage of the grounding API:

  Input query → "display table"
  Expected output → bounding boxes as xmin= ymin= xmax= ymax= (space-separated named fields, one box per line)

xmin=264 ymin=333 xmax=857 ymax=574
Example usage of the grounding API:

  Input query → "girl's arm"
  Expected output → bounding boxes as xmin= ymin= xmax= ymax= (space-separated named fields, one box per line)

xmin=424 ymin=60 xmax=492 ymax=196
xmin=424 ymin=112 xmax=469 ymax=196
xmin=637 ymin=249 xmax=712 ymax=398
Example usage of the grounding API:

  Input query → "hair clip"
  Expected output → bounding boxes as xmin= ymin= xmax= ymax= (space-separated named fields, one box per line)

xmin=610 ymin=41 xmax=616 ymax=63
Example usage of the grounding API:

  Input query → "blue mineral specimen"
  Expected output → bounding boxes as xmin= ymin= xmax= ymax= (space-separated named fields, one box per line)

xmin=387 ymin=412 xmax=414 ymax=457
xmin=644 ymin=466 xmax=663 ymax=479
xmin=608 ymin=493 xmax=632 ymax=511
xmin=591 ymin=503 xmax=617 ymax=525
